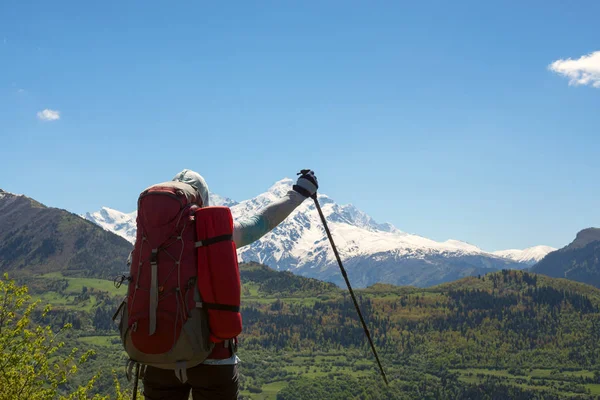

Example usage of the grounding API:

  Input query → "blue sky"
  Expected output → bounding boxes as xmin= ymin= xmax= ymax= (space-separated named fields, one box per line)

xmin=1 ymin=1 xmax=599 ymax=251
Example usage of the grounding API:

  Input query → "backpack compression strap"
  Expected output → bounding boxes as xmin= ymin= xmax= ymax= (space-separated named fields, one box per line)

xmin=195 ymin=302 xmax=240 ymax=312
xmin=194 ymin=234 xmax=232 ymax=247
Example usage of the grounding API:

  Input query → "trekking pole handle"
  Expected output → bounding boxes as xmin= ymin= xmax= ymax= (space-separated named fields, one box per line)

xmin=297 ymin=169 xmax=318 ymax=199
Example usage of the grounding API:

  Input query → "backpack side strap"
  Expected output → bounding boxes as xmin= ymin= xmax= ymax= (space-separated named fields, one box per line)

xmin=195 ymin=301 xmax=240 ymax=312
xmin=194 ymin=234 xmax=233 ymax=247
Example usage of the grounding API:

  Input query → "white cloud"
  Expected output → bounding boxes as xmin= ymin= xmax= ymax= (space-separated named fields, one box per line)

xmin=549 ymin=51 xmax=600 ymax=88
xmin=36 ymin=109 xmax=60 ymax=121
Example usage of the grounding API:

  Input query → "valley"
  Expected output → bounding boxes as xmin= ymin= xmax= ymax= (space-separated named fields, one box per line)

xmin=11 ymin=264 xmax=600 ymax=399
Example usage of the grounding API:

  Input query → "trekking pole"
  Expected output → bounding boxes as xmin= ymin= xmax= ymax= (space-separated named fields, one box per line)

xmin=298 ymin=170 xmax=389 ymax=385
xmin=132 ymin=363 xmax=140 ymax=400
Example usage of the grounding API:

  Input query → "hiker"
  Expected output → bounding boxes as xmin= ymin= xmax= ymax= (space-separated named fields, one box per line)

xmin=138 ymin=169 xmax=319 ymax=400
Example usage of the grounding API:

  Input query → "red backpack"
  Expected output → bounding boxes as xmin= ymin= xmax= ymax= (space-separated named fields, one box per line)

xmin=114 ymin=181 xmax=242 ymax=380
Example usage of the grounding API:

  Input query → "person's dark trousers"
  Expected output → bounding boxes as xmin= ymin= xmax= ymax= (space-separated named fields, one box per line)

xmin=143 ymin=364 xmax=239 ymax=400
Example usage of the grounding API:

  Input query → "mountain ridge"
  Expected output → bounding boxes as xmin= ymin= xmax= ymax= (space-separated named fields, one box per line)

xmin=492 ymin=245 xmax=557 ymax=264
xmin=0 ymin=189 xmax=132 ymax=278
xmin=531 ymin=227 xmax=600 ymax=288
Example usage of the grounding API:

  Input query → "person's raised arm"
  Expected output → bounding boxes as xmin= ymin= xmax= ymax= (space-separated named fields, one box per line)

xmin=232 ymin=170 xmax=318 ymax=249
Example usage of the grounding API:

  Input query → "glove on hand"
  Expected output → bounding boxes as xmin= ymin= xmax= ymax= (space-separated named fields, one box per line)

xmin=293 ymin=169 xmax=319 ymax=198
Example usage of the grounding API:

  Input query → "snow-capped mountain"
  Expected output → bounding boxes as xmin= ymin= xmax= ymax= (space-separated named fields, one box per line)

xmin=209 ymin=193 xmax=239 ymax=208
xmin=84 ymin=179 xmax=555 ymax=288
xmin=83 ymin=207 xmax=138 ymax=243
xmin=492 ymin=246 xmax=557 ymax=265
xmin=227 ymin=179 xmax=547 ymax=287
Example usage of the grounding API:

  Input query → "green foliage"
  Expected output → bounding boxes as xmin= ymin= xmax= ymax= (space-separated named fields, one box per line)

xmin=276 ymin=375 xmax=402 ymax=400
xmin=241 ymin=262 xmax=339 ymax=296
xmin=236 ymin=269 xmax=600 ymax=398
xmin=0 ymin=273 xmax=104 ymax=400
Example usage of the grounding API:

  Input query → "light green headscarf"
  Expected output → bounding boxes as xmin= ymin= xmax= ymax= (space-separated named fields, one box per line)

xmin=172 ymin=169 xmax=210 ymax=207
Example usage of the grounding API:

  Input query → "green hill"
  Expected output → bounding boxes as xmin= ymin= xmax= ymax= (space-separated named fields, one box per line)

xmin=0 ymin=189 xmax=132 ymax=278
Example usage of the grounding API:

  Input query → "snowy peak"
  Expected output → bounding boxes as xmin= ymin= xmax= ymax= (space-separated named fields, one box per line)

xmin=443 ymin=240 xmax=485 ymax=253
xmin=209 ymin=193 xmax=238 ymax=208
xmin=326 ymin=203 xmax=401 ymax=233
xmin=260 ymin=178 xmax=401 ymax=233
xmin=83 ymin=207 xmax=137 ymax=244
xmin=268 ymin=178 xmax=295 ymax=195
xmin=492 ymin=245 xmax=557 ymax=265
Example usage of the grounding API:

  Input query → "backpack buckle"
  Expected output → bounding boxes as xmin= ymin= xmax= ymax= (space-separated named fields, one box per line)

xmin=150 ymin=249 xmax=158 ymax=265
